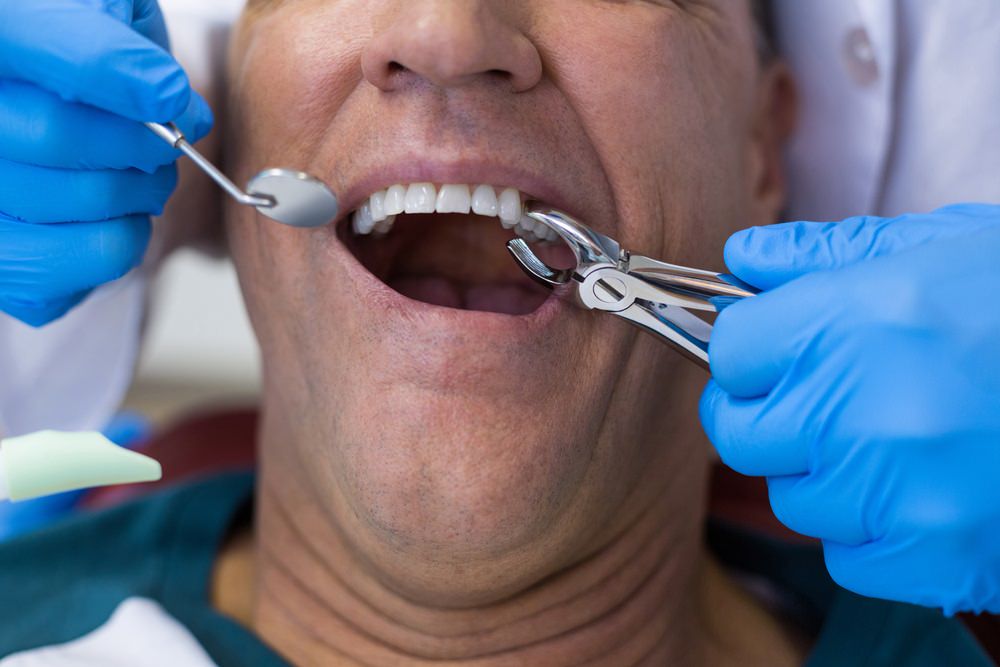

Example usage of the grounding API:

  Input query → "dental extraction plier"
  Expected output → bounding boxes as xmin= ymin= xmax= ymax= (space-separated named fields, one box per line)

xmin=507 ymin=206 xmax=758 ymax=370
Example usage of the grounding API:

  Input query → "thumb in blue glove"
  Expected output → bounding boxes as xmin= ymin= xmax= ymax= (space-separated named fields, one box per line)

xmin=701 ymin=203 xmax=1000 ymax=614
xmin=0 ymin=0 xmax=213 ymax=326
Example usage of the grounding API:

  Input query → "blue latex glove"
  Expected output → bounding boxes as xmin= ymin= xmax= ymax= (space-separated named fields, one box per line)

xmin=701 ymin=203 xmax=1000 ymax=615
xmin=0 ymin=0 xmax=212 ymax=326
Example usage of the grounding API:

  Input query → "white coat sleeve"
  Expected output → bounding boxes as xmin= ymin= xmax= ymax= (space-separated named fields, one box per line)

xmin=0 ymin=275 xmax=147 ymax=437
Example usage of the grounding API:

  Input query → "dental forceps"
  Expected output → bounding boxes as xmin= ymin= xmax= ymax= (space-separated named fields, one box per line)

xmin=506 ymin=206 xmax=757 ymax=370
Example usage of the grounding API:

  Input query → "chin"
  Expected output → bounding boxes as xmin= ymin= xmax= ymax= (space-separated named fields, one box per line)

xmin=331 ymin=387 xmax=594 ymax=546
xmin=243 ymin=175 xmax=642 ymax=604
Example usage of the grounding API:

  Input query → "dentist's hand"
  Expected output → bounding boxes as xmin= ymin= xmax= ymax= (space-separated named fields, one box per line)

xmin=0 ymin=0 xmax=212 ymax=326
xmin=701 ymin=203 xmax=1000 ymax=614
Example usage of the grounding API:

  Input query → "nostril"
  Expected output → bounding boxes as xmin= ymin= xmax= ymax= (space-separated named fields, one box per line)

xmin=383 ymin=61 xmax=413 ymax=87
xmin=362 ymin=15 xmax=543 ymax=93
xmin=374 ymin=61 xmax=412 ymax=90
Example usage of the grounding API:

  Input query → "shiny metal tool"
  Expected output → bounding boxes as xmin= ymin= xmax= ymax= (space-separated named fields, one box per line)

xmin=507 ymin=205 xmax=757 ymax=370
xmin=145 ymin=122 xmax=339 ymax=228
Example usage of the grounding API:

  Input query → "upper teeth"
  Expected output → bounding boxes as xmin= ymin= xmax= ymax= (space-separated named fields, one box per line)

xmin=351 ymin=183 xmax=556 ymax=243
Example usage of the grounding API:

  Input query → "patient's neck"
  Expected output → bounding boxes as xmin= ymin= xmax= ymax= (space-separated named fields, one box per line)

xmin=253 ymin=485 xmax=694 ymax=664
xmin=232 ymin=458 xmax=802 ymax=667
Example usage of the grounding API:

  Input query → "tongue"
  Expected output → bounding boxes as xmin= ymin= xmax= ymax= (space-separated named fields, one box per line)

xmin=465 ymin=284 xmax=547 ymax=314
xmin=390 ymin=276 xmax=463 ymax=309
xmin=390 ymin=276 xmax=548 ymax=315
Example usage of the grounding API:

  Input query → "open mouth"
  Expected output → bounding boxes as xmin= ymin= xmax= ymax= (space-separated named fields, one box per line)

xmin=338 ymin=183 xmax=574 ymax=315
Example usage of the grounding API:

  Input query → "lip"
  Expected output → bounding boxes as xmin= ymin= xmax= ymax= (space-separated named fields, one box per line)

xmin=313 ymin=157 xmax=592 ymax=336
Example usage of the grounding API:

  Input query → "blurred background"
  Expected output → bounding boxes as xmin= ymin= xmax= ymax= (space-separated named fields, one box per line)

xmin=124 ymin=0 xmax=258 ymax=427
xmin=124 ymin=251 xmax=260 ymax=425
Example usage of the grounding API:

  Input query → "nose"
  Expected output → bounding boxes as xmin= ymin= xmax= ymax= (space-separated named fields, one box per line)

xmin=362 ymin=1 xmax=542 ymax=93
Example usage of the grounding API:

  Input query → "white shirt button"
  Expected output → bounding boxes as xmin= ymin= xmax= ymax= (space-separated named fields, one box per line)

xmin=844 ymin=26 xmax=879 ymax=86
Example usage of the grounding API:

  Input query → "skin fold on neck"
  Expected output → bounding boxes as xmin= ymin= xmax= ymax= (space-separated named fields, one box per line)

xmin=212 ymin=431 xmax=807 ymax=667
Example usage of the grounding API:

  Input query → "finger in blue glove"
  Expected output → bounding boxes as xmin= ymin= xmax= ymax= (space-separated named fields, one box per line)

xmin=0 ymin=214 xmax=152 ymax=326
xmin=0 ymin=79 xmax=212 ymax=173
xmin=0 ymin=0 xmax=190 ymax=121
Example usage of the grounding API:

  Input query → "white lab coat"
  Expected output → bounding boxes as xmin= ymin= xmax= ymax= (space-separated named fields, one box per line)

xmin=0 ymin=276 xmax=146 ymax=438
xmin=1 ymin=0 xmax=998 ymax=439
xmin=774 ymin=0 xmax=1000 ymax=219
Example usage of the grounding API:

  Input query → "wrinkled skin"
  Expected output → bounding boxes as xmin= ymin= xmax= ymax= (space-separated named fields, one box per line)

xmin=223 ymin=0 xmax=793 ymax=664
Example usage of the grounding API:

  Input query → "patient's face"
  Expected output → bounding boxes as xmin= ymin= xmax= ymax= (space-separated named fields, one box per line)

xmin=227 ymin=0 xmax=785 ymax=604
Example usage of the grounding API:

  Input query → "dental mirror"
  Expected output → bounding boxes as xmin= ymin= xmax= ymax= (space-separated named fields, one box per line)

xmin=146 ymin=122 xmax=339 ymax=228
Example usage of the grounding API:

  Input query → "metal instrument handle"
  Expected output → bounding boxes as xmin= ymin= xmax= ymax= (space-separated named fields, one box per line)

xmin=579 ymin=263 xmax=757 ymax=371
xmin=145 ymin=122 xmax=275 ymax=209
xmin=626 ymin=254 xmax=757 ymax=310
xmin=616 ymin=302 xmax=715 ymax=369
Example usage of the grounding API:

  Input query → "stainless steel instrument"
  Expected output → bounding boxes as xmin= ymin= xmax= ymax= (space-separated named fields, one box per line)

xmin=146 ymin=122 xmax=339 ymax=229
xmin=507 ymin=205 xmax=757 ymax=370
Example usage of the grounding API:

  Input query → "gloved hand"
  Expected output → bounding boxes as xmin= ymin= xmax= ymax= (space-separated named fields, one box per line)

xmin=0 ymin=0 xmax=212 ymax=326
xmin=701 ymin=203 xmax=1000 ymax=615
